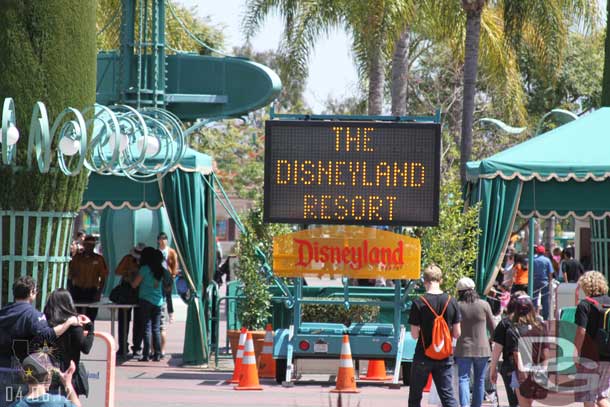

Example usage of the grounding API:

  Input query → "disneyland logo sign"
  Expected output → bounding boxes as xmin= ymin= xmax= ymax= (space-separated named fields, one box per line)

xmin=293 ymin=239 xmax=404 ymax=270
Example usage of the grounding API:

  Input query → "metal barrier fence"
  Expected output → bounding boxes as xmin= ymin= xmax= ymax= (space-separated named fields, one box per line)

xmin=0 ymin=210 xmax=75 ymax=306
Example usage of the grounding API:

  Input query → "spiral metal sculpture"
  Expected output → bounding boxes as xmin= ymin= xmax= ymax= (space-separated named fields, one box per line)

xmin=0 ymin=98 xmax=187 ymax=182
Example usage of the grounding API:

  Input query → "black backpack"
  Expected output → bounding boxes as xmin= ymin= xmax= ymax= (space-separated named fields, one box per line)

xmin=584 ymin=297 xmax=610 ymax=357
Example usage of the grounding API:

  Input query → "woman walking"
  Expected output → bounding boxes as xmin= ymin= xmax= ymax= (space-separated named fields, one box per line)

xmin=489 ymin=291 xmax=526 ymax=407
xmin=454 ymin=277 xmax=496 ymax=407
xmin=506 ymin=295 xmax=549 ymax=407
xmin=44 ymin=288 xmax=94 ymax=397
xmin=131 ymin=247 xmax=170 ymax=362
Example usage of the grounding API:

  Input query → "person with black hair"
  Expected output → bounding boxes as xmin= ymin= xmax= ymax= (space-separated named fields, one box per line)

xmin=68 ymin=235 xmax=108 ymax=323
xmin=8 ymin=353 xmax=81 ymax=407
xmin=561 ymin=248 xmax=584 ymax=283
xmin=0 ymin=277 xmax=88 ymax=407
xmin=505 ymin=295 xmax=549 ymax=406
xmin=131 ymin=247 xmax=170 ymax=362
xmin=489 ymin=291 xmax=526 ymax=407
xmin=43 ymin=289 xmax=94 ymax=397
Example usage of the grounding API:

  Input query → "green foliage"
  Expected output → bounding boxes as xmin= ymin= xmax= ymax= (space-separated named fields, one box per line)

xmin=0 ymin=1 xmax=96 ymax=304
xmin=322 ymin=94 xmax=367 ymax=115
xmin=234 ymin=199 xmax=291 ymax=329
xmin=233 ymin=44 xmax=309 ymax=113
xmin=412 ymin=180 xmax=480 ymax=294
xmin=96 ymin=0 xmax=225 ymax=54
xmin=0 ymin=0 xmax=95 ymax=211
xmin=302 ymin=300 xmax=380 ymax=326
xmin=521 ymin=30 xmax=604 ymax=116
xmin=191 ymin=119 xmax=265 ymax=200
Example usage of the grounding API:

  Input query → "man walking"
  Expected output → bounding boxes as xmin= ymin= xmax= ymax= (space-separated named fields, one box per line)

xmin=408 ymin=265 xmax=461 ymax=407
xmin=68 ymin=235 xmax=108 ymax=323
xmin=533 ymin=245 xmax=553 ymax=320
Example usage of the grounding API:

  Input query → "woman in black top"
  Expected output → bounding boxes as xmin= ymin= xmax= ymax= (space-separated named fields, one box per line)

xmin=44 ymin=288 xmax=94 ymax=396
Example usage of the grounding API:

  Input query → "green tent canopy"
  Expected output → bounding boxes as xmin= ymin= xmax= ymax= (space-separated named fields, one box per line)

xmin=81 ymin=147 xmax=215 ymax=365
xmin=466 ymin=108 xmax=610 ymax=293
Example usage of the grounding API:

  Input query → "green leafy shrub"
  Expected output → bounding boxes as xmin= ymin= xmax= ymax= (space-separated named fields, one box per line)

xmin=413 ymin=180 xmax=481 ymax=294
xmin=302 ymin=300 xmax=380 ymax=326
xmin=234 ymin=199 xmax=290 ymax=330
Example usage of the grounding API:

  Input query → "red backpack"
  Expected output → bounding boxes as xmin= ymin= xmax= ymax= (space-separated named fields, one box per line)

xmin=420 ymin=295 xmax=453 ymax=360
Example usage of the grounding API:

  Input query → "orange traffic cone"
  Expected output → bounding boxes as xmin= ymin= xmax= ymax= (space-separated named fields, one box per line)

xmin=227 ymin=327 xmax=247 ymax=384
xmin=235 ymin=332 xmax=263 ymax=391
xmin=363 ymin=359 xmax=391 ymax=381
xmin=423 ymin=373 xmax=433 ymax=392
xmin=258 ymin=323 xmax=276 ymax=378
xmin=331 ymin=335 xmax=359 ymax=393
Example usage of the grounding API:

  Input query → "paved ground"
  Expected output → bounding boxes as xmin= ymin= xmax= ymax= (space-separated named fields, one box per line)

xmin=92 ymin=291 xmax=569 ymax=406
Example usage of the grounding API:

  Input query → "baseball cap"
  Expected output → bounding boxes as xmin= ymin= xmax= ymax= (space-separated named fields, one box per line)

xmin=456 ymin=277 xmax=476 ymax=291
xmin=535 ymin=245 xmax=546 ymax=254
xmin=21 ymin=353 xmax=54 ymax=383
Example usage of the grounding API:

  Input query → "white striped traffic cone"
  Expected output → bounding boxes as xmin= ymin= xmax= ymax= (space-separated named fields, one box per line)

xmin=227 ymin=327 xmax=247 ymax=384
xmin=235 ymin=332 xmax=263 ymax=390
xmin=331 ymin=334 xmax=359 ymax=393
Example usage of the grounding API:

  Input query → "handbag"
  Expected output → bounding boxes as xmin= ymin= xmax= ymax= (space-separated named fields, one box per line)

xmin=109 ymin=279 xmax=138 ymax=304
xmin=73 ymin=361 xmax=90 ymax=397
xmin=514 ymin=325 xmax=549 ymax=400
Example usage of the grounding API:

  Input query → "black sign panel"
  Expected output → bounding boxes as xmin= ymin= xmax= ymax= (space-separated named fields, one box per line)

xmin=264 ymin=120 xmax=440 ymax=226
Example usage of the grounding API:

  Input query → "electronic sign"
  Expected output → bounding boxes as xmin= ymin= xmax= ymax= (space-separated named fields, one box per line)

xmin=264 ymin=120 xmax=440 ymax=226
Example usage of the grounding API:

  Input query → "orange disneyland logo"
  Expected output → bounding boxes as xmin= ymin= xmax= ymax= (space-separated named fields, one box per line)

xmin=273 ymin=225 xmax=421 ymax=279
xmin=294 ymin=239 xmax=404 ymax=270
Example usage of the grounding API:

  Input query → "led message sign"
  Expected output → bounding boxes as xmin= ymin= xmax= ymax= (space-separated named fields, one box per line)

xmin=264 ymin=120 xmax=440 ymax=225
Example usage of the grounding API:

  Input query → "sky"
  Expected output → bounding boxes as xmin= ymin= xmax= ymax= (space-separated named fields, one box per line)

xmin=177 ymin=0 xmax=358 ymax=113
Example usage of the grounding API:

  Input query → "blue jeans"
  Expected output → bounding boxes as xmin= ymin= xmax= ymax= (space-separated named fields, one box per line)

xmin=455 ymin=356 xmax=488 ymax=407
xmin=133 ymin=300 xmax=162 ymax=358
xmin=408 ymin=357 xmax=458 ymax=407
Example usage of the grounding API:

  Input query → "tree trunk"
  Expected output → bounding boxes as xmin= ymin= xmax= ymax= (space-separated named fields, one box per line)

xmin=0 ymin=0 xmax=96 ymax=305
xmin=391 ymin=29 xmax=409 ymax=116
xmin=367 ymin=47 xmax=385 ymax=115
xmin=460 ymin=9 xmax=482 ymax=185
xmin=602 ymin=0 xmax=610 ymax=106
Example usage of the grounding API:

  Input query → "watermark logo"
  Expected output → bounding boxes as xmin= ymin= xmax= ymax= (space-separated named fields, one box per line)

xmin=513 ymin=321 xmax=608 ymax=405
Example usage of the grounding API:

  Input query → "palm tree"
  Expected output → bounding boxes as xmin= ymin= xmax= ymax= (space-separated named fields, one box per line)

xmin=243 ymin=0 xmax=412 ymax=115
xmin=455 ymin=0 xmax=598 ymax=184
xmin=602 ymin=0 xmax=610 ymax=106
xmin=391 ymin=29 xmax=410 ymax=116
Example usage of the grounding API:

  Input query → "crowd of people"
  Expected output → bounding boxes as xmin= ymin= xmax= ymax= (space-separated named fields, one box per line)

xmin=495 ymin=244 xmax=585 ymax=320
xmin=0 ymin=231 xmax=179 ymax=406
xmin=408 ymin=263 xmax=610 ymax=407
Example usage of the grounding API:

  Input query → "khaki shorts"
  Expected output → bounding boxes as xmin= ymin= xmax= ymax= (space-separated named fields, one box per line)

xmin=575 ymin=361 xmax=610 ymax=402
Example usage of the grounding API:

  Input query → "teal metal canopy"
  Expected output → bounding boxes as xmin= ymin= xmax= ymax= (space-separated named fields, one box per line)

xmin=82 ymin=147 xmax=212 ymax=209
xmin=81 ymin=147 xmax=214 ymax=365
xmin=97 ymin=52 xmax=281 ymax=120
xmin=467 ymin=108 xmax=610 ymax=182
xmin=467 ymin=108 xmax=610 ymax=294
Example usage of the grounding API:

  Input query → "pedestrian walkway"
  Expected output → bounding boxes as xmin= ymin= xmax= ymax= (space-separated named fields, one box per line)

xmin=96 ymin=317 xmax=584 ymax=406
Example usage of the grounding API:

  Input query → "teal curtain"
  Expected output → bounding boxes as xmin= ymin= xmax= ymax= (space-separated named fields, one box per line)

xmin=470 ymin=178 xmax=523 ymax=294
xmin=161 ymin=170 xmax=209 ymax=364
